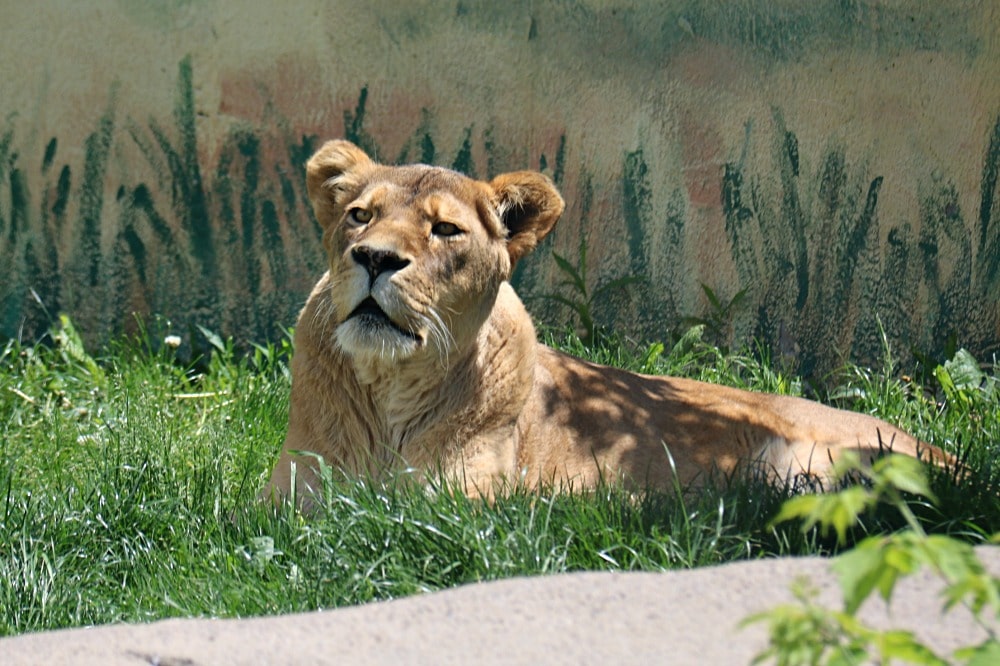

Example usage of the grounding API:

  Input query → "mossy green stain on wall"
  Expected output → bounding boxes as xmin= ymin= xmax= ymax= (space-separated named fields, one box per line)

xmin=451 ymin=127 xmax=477 ymax=178
xmin=343 ymin=86 xmax=378 ymax=159
xmin=920 ymin=180 xmax=971 ymax=349
xmin=615 ymin=148 xmax=685 ymax=337
xmin=978 ymin=115 xmax=1000 ymax=292
xmin=0 ymin=55 xmax=343 ymax=348
xmin=721 ymin=123 xmax=922 ymax=375
xmin=41 ymin=138 xmax=57 ymax=175
xmin=722 ymin=162 xmax=756 ymax=293
xmin=8 ymin=167 xmax=28 ymax=243
xmin=622 ymin=150 xmax=651 ymax=281
xmin=75 ymin=100 xmax=116 ymax=291
xmin=174 ymin=55 xmax=215 ymax=288
xmin=774 ymin=122 xmax=808 ymax=311
xmin=51 ymin=166 xmax=71 ymax=223
xmin=127 ymin=184 xmax=176 ymax=260
xmin=879 ymin=223 xmax=917 ymax=356
xmin=237 ymin=128 xmax=262 ymax=300
xmin=716 ymin=107 xmax=1000 ymax=375
xmin=261 ymin=199 xmax=286 ymax=287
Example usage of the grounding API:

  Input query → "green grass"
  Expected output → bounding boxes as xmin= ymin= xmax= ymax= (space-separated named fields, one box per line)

xmin=0 ymin=321 xmax=998 ymax=637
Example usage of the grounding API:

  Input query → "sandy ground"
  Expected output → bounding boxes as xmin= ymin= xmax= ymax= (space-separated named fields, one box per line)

xmin=4 ymin=547 xmax=998 ymax=665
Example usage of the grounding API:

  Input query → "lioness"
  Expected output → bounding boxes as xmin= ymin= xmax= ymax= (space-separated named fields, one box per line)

xmin=264 ymin=139 xmax=947 ymax=505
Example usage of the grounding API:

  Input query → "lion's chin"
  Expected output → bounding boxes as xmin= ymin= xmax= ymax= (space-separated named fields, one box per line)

xmin=336 ymin=298 xmax=423 ymax=361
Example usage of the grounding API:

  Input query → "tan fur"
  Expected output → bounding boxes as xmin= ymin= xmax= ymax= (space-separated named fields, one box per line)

xmin=264 ymin=140 xmax=949 ymax=506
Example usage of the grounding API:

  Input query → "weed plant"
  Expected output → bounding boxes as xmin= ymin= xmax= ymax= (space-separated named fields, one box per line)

xmin=0 ymin=320 xmax=997 ymax=637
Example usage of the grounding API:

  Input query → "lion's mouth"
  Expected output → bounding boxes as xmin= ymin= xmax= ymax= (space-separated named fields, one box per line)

xmin=346 ymin=297 xmax=421 ymax=342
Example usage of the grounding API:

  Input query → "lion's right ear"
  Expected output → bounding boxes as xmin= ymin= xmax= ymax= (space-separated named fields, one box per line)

xmin=306 ymin=140 xmax=373 ymax=226
xmin=489 ymin=171 xmax=565 ymax=266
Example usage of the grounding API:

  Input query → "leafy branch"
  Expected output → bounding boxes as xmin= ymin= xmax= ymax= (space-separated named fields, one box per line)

xmin=745 ymin=448 xmax=1000 ymax=665
xmin=682 ymin=283 xmax=748 ymax=353
xmin=541 ymin=234 xmax=643 ymax=346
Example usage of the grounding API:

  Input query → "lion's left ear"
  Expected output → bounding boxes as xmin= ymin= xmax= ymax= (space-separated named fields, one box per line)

xmin=489 ymin=171 xmax=565 ymax=265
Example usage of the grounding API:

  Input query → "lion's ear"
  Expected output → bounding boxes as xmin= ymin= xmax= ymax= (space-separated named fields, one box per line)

xmin=489 ymin=171 xmax=565 ymax=265
xmin=306 ymin=140 xmax=373 ymax=226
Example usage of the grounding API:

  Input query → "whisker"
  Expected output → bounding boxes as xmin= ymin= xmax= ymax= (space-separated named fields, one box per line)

xmin=424 ymin=306 xmax=456 ymax=366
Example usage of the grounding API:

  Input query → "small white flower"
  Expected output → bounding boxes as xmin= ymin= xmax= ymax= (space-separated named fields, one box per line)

xmin=164 ymin=335 xmax=182 ymax=348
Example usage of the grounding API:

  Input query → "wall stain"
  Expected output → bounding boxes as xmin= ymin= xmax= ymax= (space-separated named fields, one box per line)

xmin=622 ymin=149 xmax=651 ymax=280
xmin=978 ymin=114 xmax=1000 ymax=292
xmin=450 ymin=127 xmax=476 ymax=178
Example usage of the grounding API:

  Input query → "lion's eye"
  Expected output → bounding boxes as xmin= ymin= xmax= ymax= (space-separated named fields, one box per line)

xmin=432 ymin=222 xmax=462 ymax=237
xmin=348 ymin=208 xmax=373 ymax=225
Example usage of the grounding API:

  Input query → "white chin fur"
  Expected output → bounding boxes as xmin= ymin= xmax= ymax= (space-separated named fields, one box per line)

xmin=335 ymin=318 xmax=422 ymax=362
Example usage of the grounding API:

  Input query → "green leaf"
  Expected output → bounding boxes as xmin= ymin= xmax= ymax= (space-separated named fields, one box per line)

xmin=934 ymin=364 xmax=958 ymax=402
xmin=834 ymin=537 xmax=923 ymax=614
xmin=835 ymin=539 xmax=892 ymax=614
xmin=701 ymin=283 xmax=722 ymax=311
xmin=197 ymin=324 xmax=227 ymax=353
xmin=955 ymin=639 xmax=1000 ymax=665
xmin=551 ymin=251 xmax=586 ymax=295
xmin=871 ymin=454 xmax=936 ymax=502
xmin=824 ymin=487 xmax=874 ymax=544
xmin=825 ymin=647 xmax=868 ymax=666
xmin=943 ymin=348 xmax=986 ymax=391
xmin=924 ymin=537 xmax=1000 ymax=615
xmin=829 ymin=450 xmax=865 ymax=482
xmin=935 ymin=348 xmax=986 ymax=406
xmin=770 ymin=487 xmax=873 ymax=544
xmin=670 ymin=324 xmax=704 ymax=356
xmin=882 ymin=539 xmax=920 ymax=575
xmin=729 ymin=287 xmax=748 ymax=309
xmin=543 ymin=293 xmax=581 ymax=311
xmin=873 ymin=630 xmax=946 ymax=665
xmin=769 ymin=494 xmax=821 ymax=526
xmin=593 ymin=275 xmax=644 ymax=300
xmin=641 ymin=342 xmax=664 ymax=369
xmin=54 ymin=314 xmax=106 ymax=386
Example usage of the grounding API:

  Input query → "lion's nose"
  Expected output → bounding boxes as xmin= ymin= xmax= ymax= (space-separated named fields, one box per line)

xmin=351 ymin=246 xmax=411 ymax=281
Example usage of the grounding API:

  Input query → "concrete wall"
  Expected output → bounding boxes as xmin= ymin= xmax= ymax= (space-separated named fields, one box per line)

xmin=2 ymin=1 xmax=998 ymax=374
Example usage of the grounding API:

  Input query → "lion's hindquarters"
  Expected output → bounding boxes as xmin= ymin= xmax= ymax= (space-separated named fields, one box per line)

xmin=534 ymin=356 xmax=937 ymax=491
xmin=758 ymin=394 xmax=946 ymax=484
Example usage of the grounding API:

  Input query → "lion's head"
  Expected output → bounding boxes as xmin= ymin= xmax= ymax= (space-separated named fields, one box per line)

xmin=305 ymin=140 xmax=565 ymax=365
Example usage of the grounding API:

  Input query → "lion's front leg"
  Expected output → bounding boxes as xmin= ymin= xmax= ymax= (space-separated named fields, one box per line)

xmin=260 ymin=445 xmax=327 ymax=510
xmin=429 ymin=426 xmax=521 ymax=500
